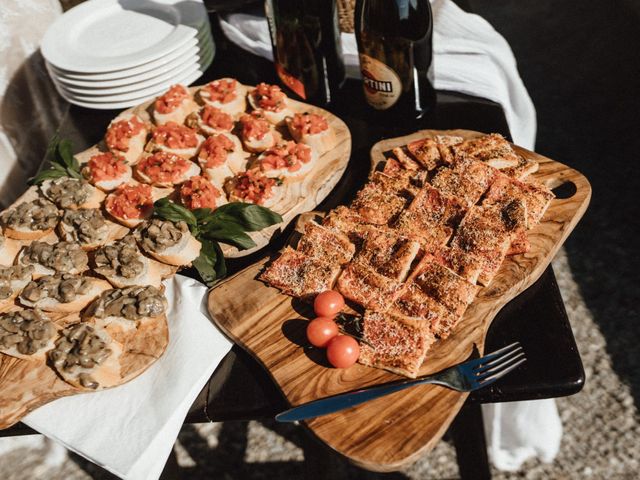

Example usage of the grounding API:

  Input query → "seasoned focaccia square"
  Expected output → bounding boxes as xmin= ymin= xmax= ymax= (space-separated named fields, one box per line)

xmin=297 ymin=222 xmax=355 ymax=266
xmin=411 ymin=254 xmax=480 ymax=317
xmin=392 ymin=281 xmax=461 ymax=339
xmin=429 ymin=245 xmax=484 ymax=284
xmin=393 ymin=184 xmax=467 ymax=249
xmin=353 ymin=226 xmax=420 ymax=281
xmin=430 ymin=156 xmax=498 ymax=207
xmin=369 ymin=171 xmax=419 ymax=196
xmin=406 ymin=135 xmax=464 ymax=170
xmin=391 ymin=147 xmax=421 ymax=171
xmin=259 ymin=247 xmax=341 ymax=299
xmin=350 ymin=181 xmax=411 ymax=225
xmin=358 ymin=310 xmax=435 ymax=378
xmin=482 ymin=173 xmax=555 ymax=227
xmin=450 ymin=205 xmax=515 ymax=285
xmin=452 ymin=133 xmax=521 ymax=169
xmin=336 ymin=261 xmax=404 ymax=312
xmin=500 ymin=156 xmax=539 ymax=180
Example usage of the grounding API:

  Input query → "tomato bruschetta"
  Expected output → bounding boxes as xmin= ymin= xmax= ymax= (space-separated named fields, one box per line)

xmin=286 ymin=112 xmax=335 ymax=154
xmin=197 ymin=133 xmax=245 ymax=188
xmin=239 ymin=110 xmax=276 ymax=153
xmin=198 ymin=78 xmax=246 ymax=116
xmin=105 ymin=114 xmax=147 ymax=164
xmin=135 ymin=151 xmax=200 ymax=187
xmin=179 ymin=175 xmax=225 ymax=210
xmin=247 ymin=82 xmax=292 ymax=125
xmin=152 ymin=84 xmax=198 ymax=125
xmin=257 ymin=140 xmax=316 ymax=179
xmin=104 ymin=183 xmax=155 ymax=227
xmin=224 ymin=169 xmax=283 ymax=209
xmin=186 ymin=105 xmax=235 ymax=136
xmin=82 ymin=151 xmax=132 ymax=191
xmin=145 ymin=122 xmax=204 ymax=159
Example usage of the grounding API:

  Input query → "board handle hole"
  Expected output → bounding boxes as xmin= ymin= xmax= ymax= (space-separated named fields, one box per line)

xmin=551 ymin=181 xmax=577 ymax=199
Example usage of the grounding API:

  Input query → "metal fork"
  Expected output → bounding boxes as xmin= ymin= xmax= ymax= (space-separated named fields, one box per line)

xmin=276 ymin=342 xmax=526 ymax=422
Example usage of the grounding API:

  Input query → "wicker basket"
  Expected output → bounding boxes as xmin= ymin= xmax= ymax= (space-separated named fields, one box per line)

xmin=337 ymin=0 xmax=356 ymax=33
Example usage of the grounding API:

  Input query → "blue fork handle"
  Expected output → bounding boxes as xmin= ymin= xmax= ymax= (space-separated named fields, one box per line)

xmin=275 ymin=376 xmax=438 ymax=422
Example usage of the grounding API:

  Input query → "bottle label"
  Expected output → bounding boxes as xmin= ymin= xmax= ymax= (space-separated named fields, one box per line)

xmin=359 ymin=54 xmax=402 ymax=110
xmin=276 ymin=63 xmax=306 ymax=100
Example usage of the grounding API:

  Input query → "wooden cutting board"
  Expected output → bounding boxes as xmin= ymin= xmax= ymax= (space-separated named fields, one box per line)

xmin=208 ymin=129 xmax=591 ymax=471
xmin=74 ymin=84 xmax=352 ymax=258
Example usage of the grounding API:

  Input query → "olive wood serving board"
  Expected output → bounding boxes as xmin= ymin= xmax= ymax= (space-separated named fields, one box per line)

xmin=207 ymin=129 xmax=591 ymax=471
xmin=0 ymin=312 xmax=168 ymax=429
xmin=74 ymin=84 xmax=352 ymax=258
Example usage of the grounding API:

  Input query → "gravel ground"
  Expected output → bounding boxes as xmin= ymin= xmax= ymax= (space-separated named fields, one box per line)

xmin=1 ymin=0 xmax=639 ymax=478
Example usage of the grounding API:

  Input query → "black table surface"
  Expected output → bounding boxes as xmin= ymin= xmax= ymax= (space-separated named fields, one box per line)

xmin=1 ymin=15 xmax=583 ymax=436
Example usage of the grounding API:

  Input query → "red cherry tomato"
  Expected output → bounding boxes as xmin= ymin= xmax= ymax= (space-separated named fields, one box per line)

xmin=306 ymin=317 xmax=339 ymax=348
xmin=313 ymin=290 xmax=345 ymax=318
xmin=326 ymin=335 xmax=360 ymax=369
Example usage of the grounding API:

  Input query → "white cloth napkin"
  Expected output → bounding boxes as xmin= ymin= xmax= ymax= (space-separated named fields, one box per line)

xmin=23 ymin=275 xmax=232 ymax=480
xmin=219 ymin=0 xmax=561 ymax=471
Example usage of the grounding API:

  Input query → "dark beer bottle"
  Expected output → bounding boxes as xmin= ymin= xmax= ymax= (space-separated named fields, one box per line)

xmin=265 ymin=0 xmax=346 ymax=104
xmin=355 ymin=0 xmax=436 ymax=119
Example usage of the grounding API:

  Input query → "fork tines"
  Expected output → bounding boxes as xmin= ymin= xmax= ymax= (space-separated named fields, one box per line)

xmin=474 ymin=342 xmax=527 ymax=385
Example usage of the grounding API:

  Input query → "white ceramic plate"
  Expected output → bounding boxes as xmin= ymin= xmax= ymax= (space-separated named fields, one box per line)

xmin=56 ymin=49 xmax=213 ymax=109
xmin=42 ymin=0 xmax=207 ymax=73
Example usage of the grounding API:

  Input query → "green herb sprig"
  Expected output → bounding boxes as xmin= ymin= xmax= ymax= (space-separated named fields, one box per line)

xmin=153 ymin=198 xmax=283 ymax=286
xmin=29 ymin=136 xmax=83 ymax=185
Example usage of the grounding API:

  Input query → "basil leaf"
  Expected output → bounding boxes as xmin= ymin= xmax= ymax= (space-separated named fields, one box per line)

xmin=212 ymin=203 xmax=283 ymax=231
xmin=212 ymin=240 xmax=227 ymax=281
xmin=28 ymin=168 xmax=68 ymax=185
xmin=192 ymin=239 xmax=218 ymax=286
xmin=153 ymin=198 xmax=198 ymax=228
xmin=57 ymin=139 xmax=76 ymax=170
xmin=202 ymin=222 xmax=257 ymax=250
xmin=45 ymin=134 xmax=60 ymax=162
xmin=192 ymin=208 xmax=214 ymax=222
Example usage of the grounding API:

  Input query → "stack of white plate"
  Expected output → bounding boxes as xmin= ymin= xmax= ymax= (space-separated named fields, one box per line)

xmin=42 ymin=0 xmax=214 ymax=110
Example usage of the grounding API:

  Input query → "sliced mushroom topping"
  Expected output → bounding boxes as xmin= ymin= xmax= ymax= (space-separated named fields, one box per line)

xmin=61 ymin=208 xmax=108 ymax=245
xmin=21 ymin=273 xmax=92 ymax=304
xmin=0 ymin=309 xmax=55 ymax=355
xmin=43 ymin=178 xmax=92 ymax=209
xmin=136 ymin=219 xmax=187 ymax=253
xmin=1 ymin=198 xmax=60 ymax=231
xmin=0 ymin=265 xmax=34 ymax=300
xmin=21 ymin=241 xmax=89 ymax=273
xmin=94 ymin=235 xmax=145 ymax=279
xmin=49 ymin=323 xmax=112 ymax=389
xmin=88 ymin=285 xmax=167 ymax=321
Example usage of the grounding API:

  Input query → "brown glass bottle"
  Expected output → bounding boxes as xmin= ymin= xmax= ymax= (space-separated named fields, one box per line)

xmin=355 ymin=0 xmax=436 ymax=120
xmin=265 ymin=0 xmax=346 ymax=105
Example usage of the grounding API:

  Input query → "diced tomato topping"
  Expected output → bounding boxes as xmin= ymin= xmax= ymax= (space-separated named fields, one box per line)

xmin=137 ymin=151 xmax=191 ymax=184
xmin=198 ymin=134 xmax=235 ymax=168
xmin=105 ymin=116 xmax=145 ymax=152
xmin=86 ymin=152 xmax=128 ymax=182
xmin=251 ymin=83 xmax=286 ymax=112
xmin=180 ymin=175 xmax=221 ymax=210
xmin=154 ymin=84 xmax=189 ymax=114
xmin=200 ymin=106 xmax=234 ymax=132
xmin=105 ymin=183 xmax=153 ymax=220
xmin=203 ymin=79 xmax=237 ymax=104
xmin=240 ymin=111 xmax=270 ymax=141
xmin=291 ymin=112 xmax=329 ymax=135
xmin=151 ymin=122 xmax=199 ymax=149
xmin=230 ymin=169 xmax=277 ymax=205
xmin=259 ymin=141 xmax=312 ymax=173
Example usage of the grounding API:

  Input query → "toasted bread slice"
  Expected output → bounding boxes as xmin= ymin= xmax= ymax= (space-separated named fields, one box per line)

xmin=198 ymin=78 xmax=247 ymax=116
xmin=336 ymin=261 xmax=404 ymax=312
xmin=0 ymin=308 xmax=58 ymax=361
xmin=19 ymin=241 xmax=89 ymax=278
xmin=136 ymin=219 xmax=201 ymax=267
xmin=49 ymin=321 xmax=124 ymax=390
xmin=40 ymin=178 xmax=106 ymax=210
xmin=353 ymin=226 xmax=420 ymax=282
xmin=483 ymin=173 xmax=554 ymax=227
xmin=358 ymin=310 xmax=435 ymax=378
xmin=19 ymin=274 xmax=111 ymax=313
xmin=0 ymin=265 xmax=34 ymax=309
xmin=0 ymin=235 xmax=22 ymax=266
xmin=430 ymin=156 xmax=499 ymax=207
xmin=296 ymin=222 xmax=355 ymax=265
xmin=259 ymin=247 xmax=341 ymax=299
